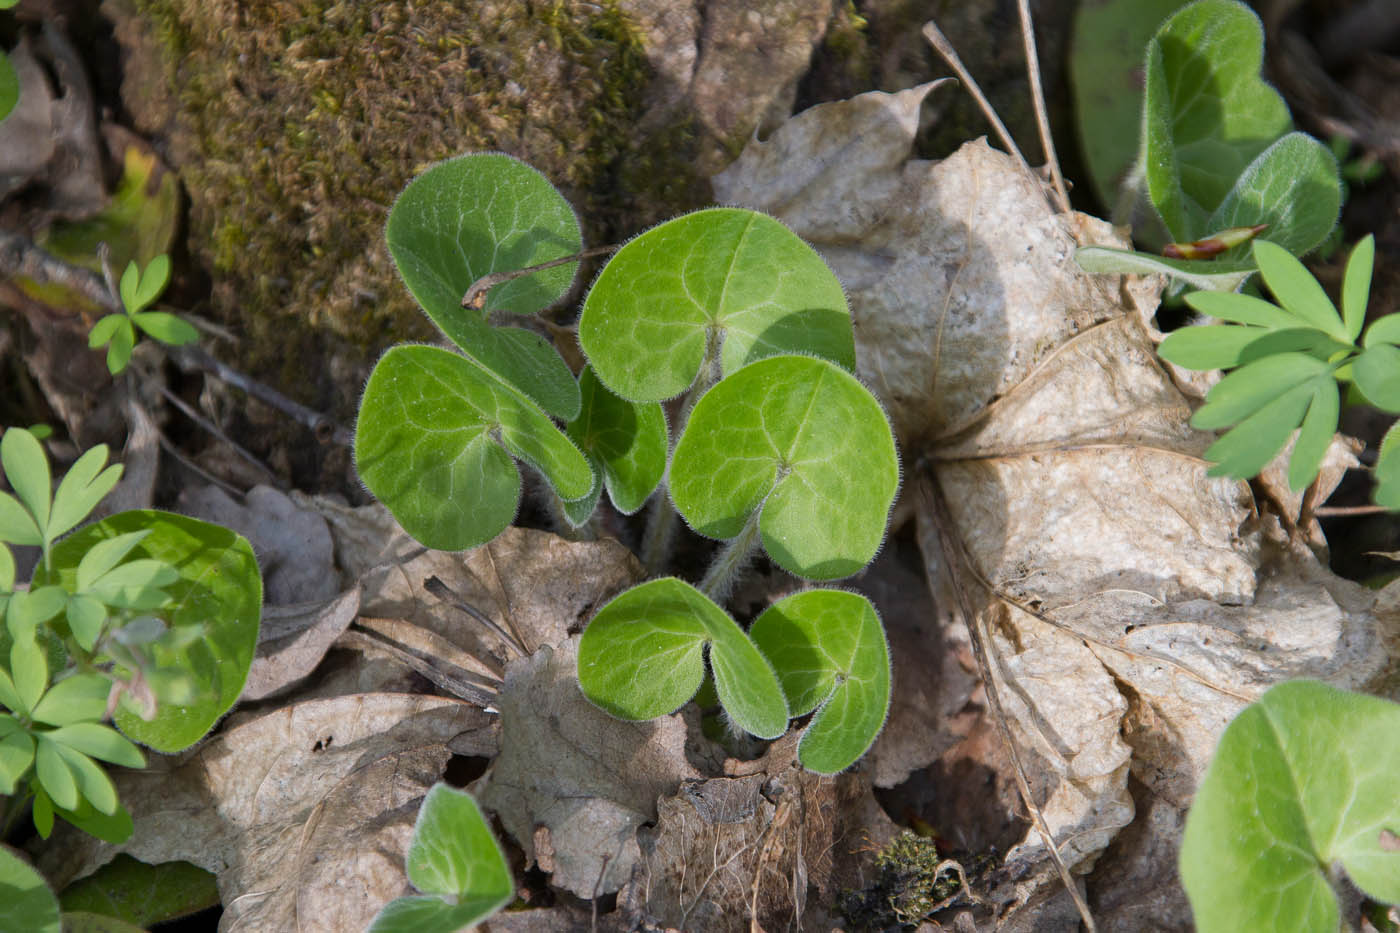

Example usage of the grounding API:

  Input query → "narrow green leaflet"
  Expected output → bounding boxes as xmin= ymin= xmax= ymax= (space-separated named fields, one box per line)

xmin=579 ymin=209 xmax=854 ymax=403
xmin=356 ymin=345 xmax=592 ymax=551
xmin=2 ymin=427 xmax=51 ymax=546
xmin=38 ymin=511 xmax=262 ymax=752
xmin=1342 ymin=235 xmax=1375 ymax=340
xmin=1375 ymin=422 xmax=1400 ymax=510
xmin=566 ymin=366 xmax=667 ymax=515
xmin=577 ymin=578 xmax=789 ymax=740
xmin=59 ymin=855 xmax=220 ymax=929
xmin=1180 ymin=681 xmax=1400 ymax=932
xmin=1073 ymin=247 xmax=1254 ymax=293
xmin=1354 ymin=345 xmax=1400 ymax=413
xmin=0 ymin=845 xmax=60 ymax=933
xmin=1207 ymin=134 xmax=1340 ymax=260
xmin=749 ymin=590 xmax=890 ymax=774
xmin=368 ymin=784 xmax=513 ymax=933
xmin=385 ymin=153 xmax=582 ymax=419
xmin=1252 ymin=239 xmax=1345 ymax=339
xmin=671 ymin=356 xmax=898 ymax=580
xmin=1142 ymin=0 xmax=1291 ymax=242
xmin=1192 ymin=352 xmax=1331 ymax=430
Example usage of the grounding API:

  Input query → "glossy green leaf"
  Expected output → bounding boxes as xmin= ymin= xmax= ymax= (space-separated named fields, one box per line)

xmin=46 ymin=723 xmax=145 ymax=769
xmin=59 ymin=855 xmax=220 ymax=928
xmin=0 ymin=51 xmax=18 ymax=124
xmin=131 ymin=311 xmax=198 ymax=346
xmin=1158 ymin=324 xmax=1268 ymax=370
xmin=369 ymin=896 xmax=503 ymax=933
xmin=1191 ymin=352 xmax=1331 ymax=430
xmin=566 ymin=366 xmax=667 ymax=515
xmin=749 ymin=590 xmax=891 ymax=774
xmin=579 ymin=209 xmax=854 ymax=403
xmin=1142 ymin=0 xmax=1291 ymax=241
xmin=1374 ymin=422 xmax=1400 ymax=510
xmin=559 ymin=469 xmax=603 ymax=529
xmin=0 ymin=844 xmax=60 ymax=933
xmin=671 ymin=356 xmax=898 ymax=580
xmin=51 ymin=446 xmax=121 ymax=543
xmin=0 ymin=728 xmax=34 ymax=795
xmin=1181 ymin=681 xmax=1400 ymax=932
xmin=2 ymin=427 xmax=50 ymax=542
xmin=31 ymin=674 xmax=111 ymax=726
xmin=1342 ymin=235 xmax=1376 ymax=341
xmin=578 ymin=578 xmax=789 ymax=739
xmin=355 ymin=345 xmax=591 ymax=551
xmin=1354 ymin=344 xmax=1400 ymax=413
xmin=1202 ymin=378 xmax=1319 ymax=480
xmin=1207 ymin=134 xmax=1341 ymax=260
xmin=385 ymin=153 xmax=582 ymax=419
xmin=1074 ymin=247 xmax=1254 ymax=293
xmin=1253 ymin=239 xmax=1345 ymax=338
xmin=39 ymin=511 xmax=261 ymax=752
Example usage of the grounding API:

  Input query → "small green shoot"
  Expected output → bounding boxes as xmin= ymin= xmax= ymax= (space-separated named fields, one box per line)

xmin=1160 ymin=236 xmax=1400 ymax=500
xmin=368 ymin=784 xmax=514 ymax=933
xmin=1180 ymin=681 xmax=1400 ymax=932
xmin=88 ymin=255 xmax=198 ymax=375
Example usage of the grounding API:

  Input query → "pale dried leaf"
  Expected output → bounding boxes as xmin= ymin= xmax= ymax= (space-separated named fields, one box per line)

xmin=478 ymin=636 xmax=701 ymax=898
xmin=242 ymin=587 xmax=361 ymax=701
xmin=40 ymin=694 xmax=495 ymax=932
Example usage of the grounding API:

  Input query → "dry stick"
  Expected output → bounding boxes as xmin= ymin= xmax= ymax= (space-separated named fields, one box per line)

xmin=1016 ymin=0 xmax=1072 ymax=216
xmin=918 ymin=466 xmax=1097 ymax=933
xmin=0 ymin=229 xmax=121 ymax=312
xmin=921 ymin=22 xmax=1032 ymax=177
xmin=1315 ymin=504 xmax=1391 ymax=518
xmin=154 ymin=383 xmax=284 ymax=488
xmin=460 ymin=244 xmax=618 ymax=309
xmin=422 ymin=574 xmax=528 ymax=658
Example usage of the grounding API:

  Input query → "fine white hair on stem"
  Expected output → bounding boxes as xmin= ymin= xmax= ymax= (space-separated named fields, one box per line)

xmin=1016 ymin=0 xmax=1072 ymax=216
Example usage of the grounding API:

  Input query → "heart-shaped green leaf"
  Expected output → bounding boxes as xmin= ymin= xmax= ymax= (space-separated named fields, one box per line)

xmin=38 ymin=511 xmax=261 ymax=752
xmin=579 ymin=208 xmax=854 ymax=403
xmin=749 ymin=589 xmax=891 ymax=774
xmin=577 ymin=577 xmax=789 ymax=739
xmin=385 ymin=153 xmax=582 ymax=419
xmin=356 ymin=345 xmax=592 ymax=551
xmin=671 ymin=355 xmax=898 ymax=580
xmin=566 ymin=365 xmax=667 ymax=516
xmin=1180 ymin=680 xmax=1400 ymax=932
xmin=1142 ymin=0 xmax=1292 ymax=242
xmin=1207 ymin=134 xmax=1340 ymax=260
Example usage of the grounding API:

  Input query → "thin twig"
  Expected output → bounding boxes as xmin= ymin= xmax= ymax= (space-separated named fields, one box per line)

xmin=0 ymin=228 xmax=120 ymax=312
xmin=1314 ymin=504 xmax=1391 ymax=518
xmin=154 ymin=383 xmax=284 ymax=488
xmin=1016 ymin=0 xmax=1072 ymax=216
xmin=919 ymin=465 xmax=1097 ymax=933
xmin=461 ymin=244 xmax=618 ymax=309
xmin=921 ymin=21 xmax=1032 ymax=175
xmin=422 ymin=575 xmax=529 ymax=658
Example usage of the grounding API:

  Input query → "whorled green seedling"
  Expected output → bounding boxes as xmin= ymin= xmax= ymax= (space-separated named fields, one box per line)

xmin=578 ymin=208 xmax=854 ymax=404
xmin=88 ymin=255 xmax=199 ymax=375
xmin=749 ymin=590 xmax=890 ymax=774
xmin=356 ymin=345 xmax=592 ymax=550
xmin=562 ymin=365 xmax=667 ymax=527
xmin=385 ymin=152 xmax=583 ymax=419
xmin=577 ymin=578 xmax=789 ymax=740
xmin=670 ymin=354 xmax=899 ymax=581
xmin=1075 ymin=0 xmax=1340 ymax=290
xmin=368 ymin=784 xmax=514 ymax=933
xmin=1180 ymin=680 xmax=1400 ymax=932
xmin=1159 ymin=236 xmax=1400 ymax=505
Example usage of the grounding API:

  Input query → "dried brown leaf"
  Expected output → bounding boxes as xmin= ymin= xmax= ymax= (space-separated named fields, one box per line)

xmin=242 ymin=587 xmax=361 ymax=701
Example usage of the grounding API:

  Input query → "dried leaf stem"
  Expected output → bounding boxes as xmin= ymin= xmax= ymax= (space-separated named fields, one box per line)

xmin=918 ymin=464 xmax=1097 ymax=933
xmin=1016 ymin=0 xmax=1072 ymax=216
xmin=460 ymin=244 xmax=617 ymax=310
xmin=921 ymin=22 xmax=1031 ymax=181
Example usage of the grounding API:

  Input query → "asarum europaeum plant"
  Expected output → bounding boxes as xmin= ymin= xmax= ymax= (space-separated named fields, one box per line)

xmin=355 ymin=153 xmax=899 ymax=774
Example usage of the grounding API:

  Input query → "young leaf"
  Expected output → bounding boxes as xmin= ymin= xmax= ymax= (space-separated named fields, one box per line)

xmin=1185 ymin=289 xmax=1307 ymax=329
xmin=45 ymin=723 xmax=145 ymax=769
xmin=105 ymin=319 xmax=136 ymax=375
xmin=1157 ymin=324 xmax=1269 ymax=370
xmin=0 ymin=727 xmax=34 ymax=795
xmin=1142 ymin=0 xmax=1291 ymax=241
xmin=1074 ymin=247 xmax=1255 ymax=293
xmin=577 ymin=577 xmax=789 ymax=740
xmin=1288 ymin=380 xmax=1339 ymax=492
xmin=1253 ymin=239 xmax=1346 ymax=340
xmin=1180 ymin=681 xmax=1400 ymax=932
xmin=131 ymin=311 xmax=199 ymax=346
xmin=1191 ymin=352 xmax=1331 ymax=430
xmin=579 ymin=208 xmax=854 ymax=403
xmin=1364 ymin=314 xmax=1400 ymax=349
xmin=1 ymin=427 xmax=50 ymax=543
xmin=0 ymin=845 xmax=61 ymax=933
xmin=50 ymin=742 xmax=118 ymax=815
xmin=749 ymin=590 xmax=891 ymax=774
xmin=566 ymin=366 xmax=667 ymax=515
xmin=1342 ymin=235 xmax=1376 ymax=340
xmin=51 ymin=445 xmax=122 ymax=542
xmin=88 ymin=314 xmax=127 ymax=349
xmin=1201 ymin=377 xmax=1319 ymax=480
xmin=46 ymin=792 xmax=133 ymax=844
xmin=75 ymin=530 xmax=150 ymax=591
xmin=1353 ymin=344 xmax=1400 ymax=413
xmin=30 ymin=673 xmax=111 ymax=726
xmin=1374 ymin=421 xmax=1400 ymax=510
xmin=1206 ymin=133 xmax=1341 ymax=260
xmin=38 ymin=511 xmax=261 ymax=753
xmin=355 ymin=345 xmax=592 ymax=551
xmin=129 ymin=255 xmax=170 ymax=313
xmin=385 ymin=153 xmax=582 ymax=419
xmin=671 ymin=355 xmax=899 ymax=580
xmin=34 ymin=735 xmax=79 ymax=810
xmin=0 ymin=50 xmax=18 ymax=124
xmin=117 ymin=262 xmax=141 ymax=314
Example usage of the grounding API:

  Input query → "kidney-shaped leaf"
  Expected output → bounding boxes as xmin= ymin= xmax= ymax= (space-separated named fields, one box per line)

xmin=749 ymin=589 xmax=891 ymax=774
xmin=566 ymin=365 xmax=667 ymax=515
xmin=386 ymin=153 xmax=582 ymax=419
xmin=579 ymin=208 xmax=853 ymax=403
xmin=577 ymin=577 xmax=788 ymax=739
xmin=1180 ymin=680 xmax=1400 ymax=933
xmin=671 ymin=355 xmax=898 ymax=580
xmin=356 ymin=345 xmax=592 ymax=551
xmin=40 ymin=511 xmax=261 ymax=752
xmin=1142 ymin=0 xmax=1292 ymax=241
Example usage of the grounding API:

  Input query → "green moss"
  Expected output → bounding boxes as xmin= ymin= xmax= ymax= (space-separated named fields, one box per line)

xmin=124 ymin=0 xmax=702 ymax=415
xmin=841 ymin=830 xmax=992 ymax=930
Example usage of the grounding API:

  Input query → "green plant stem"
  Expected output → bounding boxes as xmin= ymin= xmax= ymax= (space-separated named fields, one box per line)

xmin=698 ymin=507 xmax=762 ymax=603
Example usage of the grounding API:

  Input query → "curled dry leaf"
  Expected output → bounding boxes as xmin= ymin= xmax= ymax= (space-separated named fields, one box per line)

xmin=478 ymin=636 xmax=703 ymax=898
xmin=715 ymin=84 xmax=1400 ymax=925
xmin=241 ymin=587 xmax=361 ymax=701
xmin=40 ymin=694 xmax=497 ymax=932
